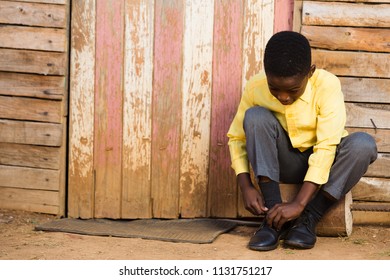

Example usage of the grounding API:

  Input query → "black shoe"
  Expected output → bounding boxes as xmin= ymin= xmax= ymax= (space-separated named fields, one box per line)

xmin=248 ymin=221 xmax=280 ymax=251
xmin=248 ymin=220 xmax=292 ymax=251
xmin=284 ymin=210 xmax=318 ymax=249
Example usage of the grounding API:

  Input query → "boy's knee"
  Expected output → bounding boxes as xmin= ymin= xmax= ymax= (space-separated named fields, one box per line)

xmin=346 ymin=132 xmax=377 ymax=162
xmin=244 ymin=106 xmax=273 ymax=128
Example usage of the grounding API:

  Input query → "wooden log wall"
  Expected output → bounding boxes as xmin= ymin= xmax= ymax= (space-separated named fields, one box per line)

xmin=0 ymin=0 xmax=69 ymax=215
xmin=69 ymin=0 xmax=295 ymax=219
xmin=294 ymin=0 xmax=390 ymax=217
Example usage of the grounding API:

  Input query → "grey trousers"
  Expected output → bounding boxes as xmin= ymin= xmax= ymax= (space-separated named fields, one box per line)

xmin=243 ymin=106 xmax=378 ymax=199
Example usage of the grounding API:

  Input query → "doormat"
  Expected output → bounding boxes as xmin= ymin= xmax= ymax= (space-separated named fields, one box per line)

xmin=35 ymin=218 xmax=237 ymax=244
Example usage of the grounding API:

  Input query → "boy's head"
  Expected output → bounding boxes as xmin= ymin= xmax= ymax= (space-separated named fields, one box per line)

xmin=263 ymin=31 xmax=316 ymax=105
xmin=264 ymin=31 xmax=312 ymax=78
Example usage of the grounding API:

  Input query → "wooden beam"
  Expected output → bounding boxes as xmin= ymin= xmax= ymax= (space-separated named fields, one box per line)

xmin=0 ymin=143 xmax=60 ymax=170
xmin=0 ymin=25 xmax=67 ymax=52
xmin=0 ymin=96 xmax=62 ymax=123
xmin=353 ymin=177 xmax=390 ymax=202
xmin=0 ymin=165 xmax=60 ymax=191
xmin=0 ymin=72 xmax=65 ymax=100
xmin=340 ymin=77 xmax=390 ymax=104
xmin=353 ymin=203 xmax=390 ymax=226
xmin=0 ymin=119 xmax=62 ymax=146
xmin=365 ymin=153 xmax=390 ymax=178
xmin=313 ymin=49 xmax=390 ymax=78
xmin=0 ymin=0 xmax=67 ymax=28
xmin=346 ymin=103 xmax=390 ymax=129
xmin=302 ymin=25 xmax=390 ymax=53
xmin=0 ymin=187 xmax=59 ymax=214
xmin=302 ymin=1 xmax=390 ymax=28
xmin=0 ymin=48 xmax=66 ymax=76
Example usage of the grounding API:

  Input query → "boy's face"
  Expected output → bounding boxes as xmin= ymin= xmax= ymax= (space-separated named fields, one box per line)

xmin=267 ymin=65 xmax=316 ymax=106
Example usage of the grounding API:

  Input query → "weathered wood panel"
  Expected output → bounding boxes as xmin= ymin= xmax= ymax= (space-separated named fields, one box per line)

xmin=312 ymin=49 xmax=390 ymax=78
xmin=0 ymin=187 xmax=59 ymax=214
xmin=346 ymin=103 xmax=390 ymax=129
xmin=353 ymin=208 xmax=390 ymax=226
xmin=0 ymin=0 xmax=67 ymax=28
xmin=0 ymin=143 xmax=60 ymax=169
xmin=208 ymin=0 xmax=243 ymax=218
xmin=302 ymin=26 xmax=390 ymax=53
xmin=93 ymin=0 xmax=124 ymax=219
xmin=16 ymin=0 xmax=66 ymax=4
xmin=0 ymin=49 xmax=66 ymax=75
xmin=238 ymin=0 xmax=276 ymax=216
xmin=121 ymin=0 xmax=154 ymax=219
xmin=353 ymin=178 xmax=390 ymax=202
xmin=0 ymin=165 xmax=59 ymax=191
xmin=151 ymin=0 xmax=184 ymax=218
xmin=365 ymin=153 xmax=390 ymax=178
xmin=293 ymin=0 xmax=303 ymax=32
xmin=302 ymin=1 xmax=390 ymax=28
xmin=0 ymin=119 xmax=62 ymax=146
xmin=0 ymin=25 xmax=66 ymax=52
xmin=274 ymin=0 xmax=293 ymax=33
xmin=311 ymin=0 xmax=390 ymax=3
xmin=68 ymin=0 xmax=95 ymax=219
xmin=0 ymin=0 xmax=69 ymax=217
xmin=341 ymin=77 xmax=390 ymax=104
xmin=242 ymin=0 xmax=274 ymax=86
xmin=0 ymin=96 xmax=62 ymax=123
xmin=178 ymin=0 xmax=213 ymax=218
xmin=0 ymin=72 xmax=65 ymax=100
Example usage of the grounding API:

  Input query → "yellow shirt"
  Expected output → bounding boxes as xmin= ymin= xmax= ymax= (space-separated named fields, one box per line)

xmin=227 ymin=69 xmax=348 ymax=185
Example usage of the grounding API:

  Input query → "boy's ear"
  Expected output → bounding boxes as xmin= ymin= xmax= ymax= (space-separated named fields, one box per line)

xmin=309 ymin=64 xmax=316 ymax=77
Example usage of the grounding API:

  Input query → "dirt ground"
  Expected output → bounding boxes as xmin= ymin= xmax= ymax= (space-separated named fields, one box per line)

xmin=1 ymin=208 xmax=389 ymax=260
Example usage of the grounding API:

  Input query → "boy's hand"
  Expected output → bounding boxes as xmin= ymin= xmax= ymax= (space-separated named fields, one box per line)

xmin=266 ymin=202 xmax=304 ymax=230
xmin=241 ymin=185 xmax=268 ymax=216
xmin=237 ymin=173 xmax=268 ymax=216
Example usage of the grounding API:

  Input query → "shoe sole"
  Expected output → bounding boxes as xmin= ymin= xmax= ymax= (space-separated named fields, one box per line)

xmin=248 ymin=243 xmax=279 ymax=251
xmin=284 ymin=240 xmax=314 ymax=249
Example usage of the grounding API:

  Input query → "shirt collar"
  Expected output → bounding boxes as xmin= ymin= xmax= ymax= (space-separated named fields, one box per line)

xmin=299 ymin=78 xmax=312 ymax=104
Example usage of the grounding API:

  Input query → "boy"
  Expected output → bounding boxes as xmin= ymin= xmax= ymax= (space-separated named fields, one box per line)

xmin=227 ymin=31 xmax=377 ymax=251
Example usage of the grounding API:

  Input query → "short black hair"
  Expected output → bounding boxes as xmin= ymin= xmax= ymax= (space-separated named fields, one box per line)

xmin=264 ymin=31 xmax=311 ymax=77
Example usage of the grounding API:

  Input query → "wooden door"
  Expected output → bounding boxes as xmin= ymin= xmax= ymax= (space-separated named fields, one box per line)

xmin=68 ymin=0 xmax=293 ymax=219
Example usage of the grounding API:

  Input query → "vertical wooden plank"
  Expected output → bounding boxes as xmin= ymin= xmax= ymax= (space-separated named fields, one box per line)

xmin=238 ymin=0 xmax=274 ymax=217
xmin=274 ymin=0 xmax=294 ymax=32
xmin=94 ymin=0 xmax=124 ymax=218
xmin=293 ymin=0 xmax=303 ymax=32
xmin=179 ymin=0 xmax=214 ymax=218
xmin=242 ymin=0 xmax=274 ymax=88
xmin=208 ymin=0 xmax=243 ymax=218
xmin=122 ymin=0 xmax=154 ymax=218
xmin=151 ymin=0 xmax=184 ymax=218
xmin=68 ymin=0 xmax=95 ymax=219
